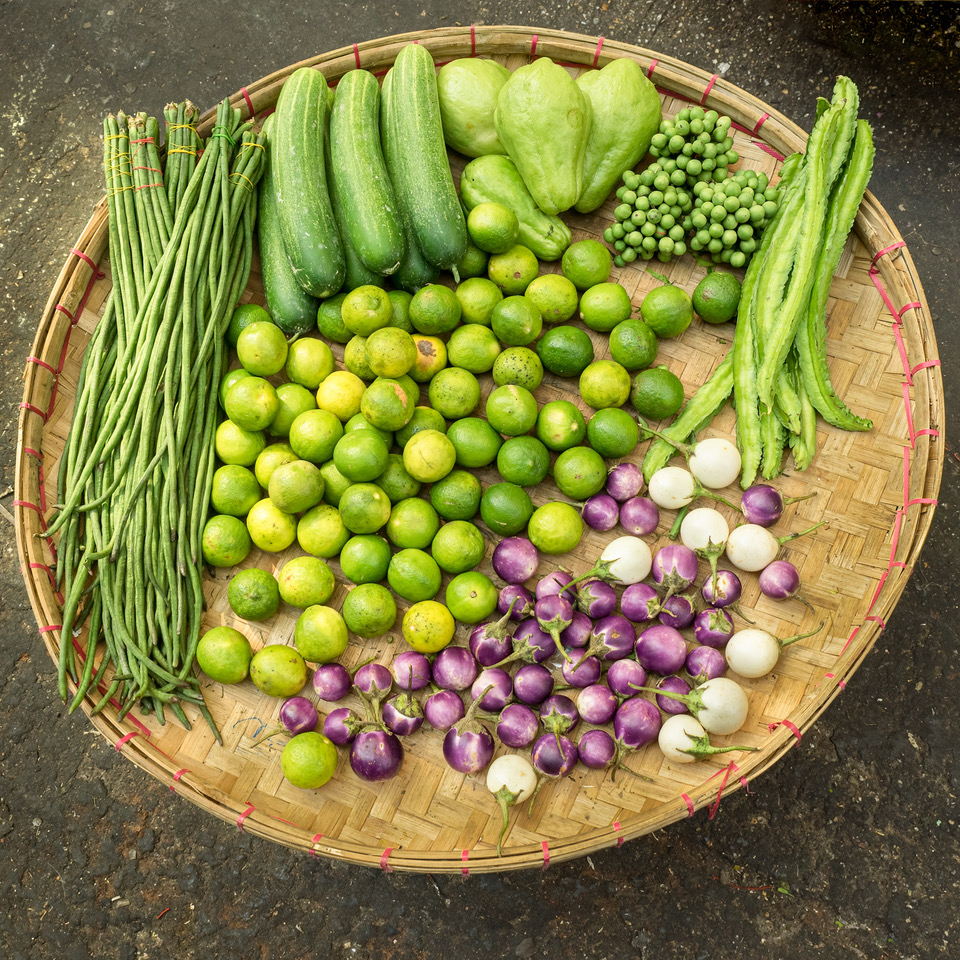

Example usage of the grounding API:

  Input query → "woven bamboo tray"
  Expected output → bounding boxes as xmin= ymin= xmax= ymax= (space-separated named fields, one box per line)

xmin=15 ymin=26 xmax=943 ymax=874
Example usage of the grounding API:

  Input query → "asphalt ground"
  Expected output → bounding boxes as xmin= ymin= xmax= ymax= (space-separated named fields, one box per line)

xmin=2 ymin=2 xmax=958 ymax=958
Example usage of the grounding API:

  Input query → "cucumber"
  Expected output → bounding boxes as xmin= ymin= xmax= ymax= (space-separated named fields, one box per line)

xmin=258 ymin=115 xmax=320 ymax=336
xmin=382 ymin=44 xmax=467 ymax=270
xmin=329 ymin=69 xmax=405 ymax=276
xmin=380 ymin=67 xmax=441 ymax=292
xmin=271 ymin=67 xmax=345 ymax=297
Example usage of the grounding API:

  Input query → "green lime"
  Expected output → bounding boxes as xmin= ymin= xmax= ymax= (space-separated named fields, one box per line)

xmin=693 ymin=270 xmax=742 ymax=324
xmin=444 ymin=571 xmax=499 ymax=625
xmin=586 ymin=407 xmax=641 ymax=459
xmin=409 ymin=283 xmax=462 ymax=335
xmin=268 ymin=459 xmax=326 ymax=514
xmin=536 ymin=399 xmax=587 ymax=451
xmin=342 ymin=583 xmax=397 ymax=639
xmin=315 ymin=370 xmax=366 ymax=422
xmin=455 ymin=239 xmax=490 ymax=280
xmin=360 ymin=378 xmax=415 ymax=432
xmin=485 ymin=384 xmax=539 ymax=437
xmin=608 ymin=318 xmax=659 ymax=372
xmin=316 ymin=293 xmax=353 ymax=344
xmin=496 ymin=436 xmax=551 ymax=487
xmin=365 ymin=326 xmax=417 ymax=378
xmin=224 ymin=376 xmax=280 ymax=432
xmin=467 ymin=202 xmax=520 ymax=254
xmin=319 ymin=461 xmax=353 ymax=507
xmin=490 ymin=295 xmax=543 ymax=347
xmin=561 ymin=239 xmax=612 ymax=290
xmin=250 ymin=644 xmax=308 ymax=698
xmin=219 ymin=367 xmax=252 ymax=410
xmin=387 ymin=289 xmax=414 ymax=333
xmin=374 ymin=453 xmax=422 ymax=501
xmin=294 ymin=604 xmax=349 ymax=663
xmin=446 ymin=323 xmax=502 ymax=374
xmin=430 ymin=469 xmax=483 ymax=521
xmin=430 ymin=520 xmax=486 ymax=574
xmin=388 ymin=548 xmax=443 ymax=603
xmin=408 ymin=334 xmax=447 ymax=383
xmin=401 ymin=600 xmax=456 ymax=653
xmin=389 ymin=374 xmax=420 ymax=411
xmin=288 ymin=408 xmax=344 ymax=464
xmin=210 ymin=464 xmax=262 ymax=517
xmin=341 ymin=284 xmax=394 ymax=336
xmin=298 ymin=503 xmax=350 ymax=557
xmin=579 ymin=359 xmax=632 ymax=410
xmin=277 ymin=556 xmax=336 ymax=609
xmin=427 ymin=367 xmax=481 ymax=420
xmin=456 ymin=276 xmax=503 ymax=327
xmin=524 ymin=273 xmax=580 ymax=324
xmin=552 ymin=446 xmax=608 ymax=499
xmin=281 ymin=731 xmax=337 ymax=789
xmin=488 ymin=244 xmax=539 ymax=295
xmin=386 ymin=497 xmax=441 ymax=550
xmin=269 ymin=383 xmax=317 ymax=438
xmin=227 ymin=303 xmax=271 ymax=347
xmin=196 ymin=626 xmax=252 ymax=684
xmin=254 ymin=442 xmax=298 ymax=489
xmin=339 ymin=534 xmax=392 ymax=584
xmin=536 ymin=325 xmax=595 ymax=378
xmin=338 ymin=482 xmax=392 ymax=535
xmin=285 ymin=337 xmax=335 ymax=390
xmin=215 ymin=420 xmax=267 ymax=467
xmin=491 ymin=346 xmax=543 ymax=391
xmin=344 ymin=335 xmax=376 ymax=381
xmin=445 ymin=417 xmax=503 ymax=469
xmin=236 ymin=320 xmax=289 ymax=377
xmin=395 ymin=406 xmax=447 ymax=448
xmin=246 ymin=498 xmax=298 ymax=553
xmin=201 ymin=515 xmax=252 ymax=568
xmin=402 ymin=429 xmax=457 ymax=483
xmin=579 ymin=282 xmax=633 ymax=333
xmin=479 ymin=482 xmax=534 ymax=536
xmin=344 ymin=412 xmax=393 ymax=448
xmin=528 ymin=501 xmax=584 ymax=554
xmin=333 ymin=430 xmax=390 ymax=483
xmin=630 ymin=365 xmax=686 ymax=420
xmin=640 ymin=284 xmax=694 ymax=338
xmin=228 ymin=567 xmax=281 ymax=622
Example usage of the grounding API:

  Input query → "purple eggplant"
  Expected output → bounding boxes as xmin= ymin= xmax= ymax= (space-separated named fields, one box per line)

xmin=353 ymin=663 xmax=393 ymax=702
xmin=575 ymin=614 xmax=637 ymax=668
xmin=535 ymin=570 xmax=575 ymax=600
xmin=531 ymin=733 xmax=578 ymax=780
xmin=575 ymin=579 xmax=618 ymax=619
xmin=539 ymin=694 xmax=580 ymax=752
xmin=498 ymin=584 xmax=534 ymax=621
xmin=577 ymin=729 xmax=617 ymax=770
xmin=423 ymin=689 xmax=466 ymax=731
xmin=693 ymin=607 xmax=735 ymax=648
xmin=658 ymin=594 xmax=696 ymax=629
xmin=312 ymin=663 xmax=352 ymax=702
xmin=432 ymin=645 xmax=479 ymax=692
xmin=758 ymin=559 xmax=813 ymax=610
xmin=323 ymin=706 xmax=362 ymax=746
xmin=612 ymin=697 xmax=662 ymax=778
xmin=700 ymin=568 xmax=742 ymax=608
xmin=392 ymin=651 xmax=431 ymax=691
xmin=635 ymin=624 xmax=688 ymax=676
xmin=350 ymin=728 xmax=404 ymax=782
xmin=512 ymin=663 xmax=555 ymax=706
xmin=561 ymin=650 xmax=602 ymax=688
xmin=279 ymin=697 xmax=319 ymax=735
xmin=651 ymin=544 xmax=700 ymax=602
xmin=606 ymin=659 xmax=648 ymax=699
xmin=443 ymin=686 xmax=496 ymax=774
xmin=740 ymin=484 xmax=815 ymax=527
xmin=606 ymin=462 xmax=643 ymax=502
xmin=619 ymin=496 xmax=660 ymax=536
xmin=494 ymin=618 xmax=557 ymax=668
xmin=619 ymin=582 xmax=661 ymax=624
xmin=685 ymin=645 xmax=727 ymax=684
xmin=576 ymin=683 xmax=618 ymax=726
xmin=496 ymin=703 xmax=540 ymax=749
xmin=655 ymin=675 xmax=692 ymax=715
xmin=582 ymin=494 xmax=620 ymax=531
xmin=535 ymin=593 xmax=576 ymax=662
xmin=560 ymin=610 xmax=594 ymax=649
xmin=471 ymin=668 xmax=513 ymax=712
xmin=492 ymin=536 xmax=540 ymax=585
xmin=382 ymin=690 xmax=424 ymax=736
xmin=469 ymin=605 xmax=519 ymax=667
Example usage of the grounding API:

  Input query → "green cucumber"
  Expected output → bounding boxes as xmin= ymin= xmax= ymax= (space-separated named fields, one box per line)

xmin=271 ymin=67 xmax=345 ymax=297
xmin=329 ymin=69 xmax=405 ymax=276
xmin=258 ymin=115 xmax=320 ymax=336
xmin=383 ymin=43 xmax=467 ymax=270
xmin=380 ymin=67 xmax=441 ymax=292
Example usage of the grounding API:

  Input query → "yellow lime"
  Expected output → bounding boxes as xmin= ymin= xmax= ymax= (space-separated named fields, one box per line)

xmin=236 ymin=320 xmax=289 ymax=377
xmin=315 ymin=369 xmax=366 ymax=422
xmin=467 ymin=202 xmax=521 ymax=254
xmin=288 ymin=409 xmax=344 ymax=464
xmin=254 ymin=442 xmax=298 ymax=489
xmin=640 ymin=284 xmax=694 ymax=338
xmin=409 ymin=283 xmax=462 ymax=335
xmin=491 ymin=295 xmax=543 ymax=346
xmin=227 ymin=303 xmax=271 ymax=347
xmin=249 ymin=644 xmax=308 ymax=698
xmin=298 ymin=503 xmax=350 ymax=557
xmin=386 ymin=498 xmax=441 ymax=550
xmin=446 ymin=323 xmax=502 ymax=374
xmin=561 ymin=239 xmax=612 ymax=290
xmin=388 ymin=549 xmax=442 ymax=603
xmin=445 ymin=571 xmax=499 ymax=625
xmin=337 ymin=482 xmax=392 ymax=534
xmin=285 ymin=337 xmax=335 ymax=389
xmin=608 ymin=318 xmax=659 ymax=372
xmin=210 ymin=464 xmax=261 ymax=517
xmin=340 ymin=284 xmax=393 ymax=336
xmin=219 ymin=367 xmax=252 ymax=410
xmin=488 ymin=244 xmax=539 ymax=295
xmin=246 ymin=498 xmax=298 ymax=553
xmin=445 ymin=418 xmax=503 ymax=469
xmin=402 ymin=429 xmax=457 ymax=483
xmin=267 ymin=459 xmax=326 ymax=514
xmin=269 ymin=382 xmax=317 ymax=438
xmin=224 ymin=376 xmax=280 ymax=432
xmin=216 ymin=419 xmax=266 ymax=467
xmin=401 ymin=600 xmax=456 ymax=653
xmin=201 ymin=515 xmax=252 ymax=568
xmin=491 ymin=346 xmax=544 ymax=391
xmin=364 ymin=326 xmax=417 ymax=378
xmin=524 ymin=273 xmax=579 ymax=324
xmin=528 ymin=501 xmax=584 ymax=554
xmin=579 ymin=282 xmax=633 ymax=333
xmin=341 ymin=583 xmax=397 ymax=639
xmin=294 ymin=605 xmax=349 ymax=662
xmin=693 ymin=270 xmax=742 ymax=324
xmin=316 ymin=293 xmax=353 ymax=344
xmin=196 ymin=626 xmax=253 ymax=684
xmin=431 ymin=520 xmax=486 ymax=574
xmin=630 ymin=365 xmax=686 ymax=420
xmin=427 ymin=367 xmax=481 ymax=419
xmin=281 ymin=731 xmax=337 ymax=789
xmin=408 ymin=334 xmax=448 ymax=383
xmin=455 ymin=276 xmax=503 ymax=327
xmin=277 ymin=556 xmax=336 ymax=609
xmin=228 ymin=567 xmax=281 ymax=622
xmin=579 ymin=359 xmax=632 ymax=410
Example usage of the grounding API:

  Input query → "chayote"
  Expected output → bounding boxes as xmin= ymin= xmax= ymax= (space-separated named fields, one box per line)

xmin=437 ymin=58 xmax=511 ymax=158
xmin=493 ymin=58 xmax=592 ymax=216
xmin=575 ymin=59 xmax=663 ymax=213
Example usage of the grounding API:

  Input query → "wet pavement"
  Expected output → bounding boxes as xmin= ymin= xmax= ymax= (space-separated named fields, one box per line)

xmin=2 ymin=1 xmax=958 ymax=957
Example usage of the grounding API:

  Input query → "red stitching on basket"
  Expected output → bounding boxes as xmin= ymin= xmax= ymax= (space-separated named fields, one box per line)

xmin=752 ymin=112 xmax=770 ymax=134
xmin=470 ymin=23 xmax=476 ymax=56
xmin=26 ymin=356 xmax=57 ymax=374
xmin=541 ymin=840 xmax=550 ymax=869
xmin=865 ymin=615 xmax=887 ymax=630
xmin=700 ymin=74 xmax=719 ymax=105
xmin=379 ymin=847 xmax=394 ymax=872
xmin=612 ymin=820 xmax=624 ymax=847
xmin=53 ymin=303 xmax=77 ymax=325
xmin=646 ymin=58 xmax=658 ymax=79
xmin=14 ymin=499 xmax=44 ymax=517
xmin=308 ymin=833 xmax=325 ymax=858
xmin=39 ymin=624 xmax=61 ymax=634
xmin=20 ymin=401 xmax=48 ymax=420
xmin=237 ymin=803 xmax=255 ymax=832
xmin=353 ymin=43 xmax=361 ymax=69
xmin=170 ymin=769 xmax=188 ymax=792
xmin=754 ymin=140 xmax=787 ymax=162
xmin=115 ymin=730 xmax=140 ymax=751
xmin=461 ymin=849 xmax=470 ymax=876
xmin=769 ymin=720 xmax=802 ymax=742
xmin=705 ymin=761 xmax=739 ymax=820
xmin=592 ymin=36 xmax=605 ymax=68
xmin=681 ymin=793 xmax=695 ymax=816
xmin=530 ymin=34 xmax=539 ymax=57
xmin=70 ymin=248 xmax=103 ymax=275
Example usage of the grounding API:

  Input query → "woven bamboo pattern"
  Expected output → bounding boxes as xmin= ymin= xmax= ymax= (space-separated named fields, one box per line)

xmin=15 ymin=26 xmax=942 ymax=874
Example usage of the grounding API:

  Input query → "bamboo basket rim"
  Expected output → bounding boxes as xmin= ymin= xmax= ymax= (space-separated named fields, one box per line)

xmin=14 ymin=25 xmax=943 ymax=874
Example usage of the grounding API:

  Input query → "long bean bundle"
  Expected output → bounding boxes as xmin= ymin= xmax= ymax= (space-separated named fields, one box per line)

xmin=49 ymin=99 xmax=264 ymax=737
xmin=641 ymin=76 xmax=874 ymax=488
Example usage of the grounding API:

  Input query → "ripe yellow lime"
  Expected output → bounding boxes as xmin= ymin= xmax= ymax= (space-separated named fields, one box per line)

xmin=455 ymin=276 xmax=503 ymax=327
xmin=269 ymin=383 xmax=317 ymax=438
xmin=219 ymin=367 xmax=252 ymax=410
xmin=315 ymin=369 xmax=366 ymax=422
xmin=340 ymin=284 xmax=393 ymax=336
xmin=579 ymin=282 xmax=633 ymax=333
xmin=267 ymin=459 xmax=326 ymax=514
xmin=446 ymin=323 xmax=502 ymax=374
xmin=467 ymin=201 xmax=520 ymax=254
xmin=294 ymin=605 xmax=349 ymax=663
xmin=288 ymin=409 xmax=344 ymax=464
xmin=524 ymin=273 xmax=579 ymax=324
xmin=210 ymin=464 xmax=261 ymax=517
xmin=488 ymin=244 xmax=539 ymax=295
xmin=409 ymin=284 xmax=462 ymax=335
xmin=227 ymin=303 xmax=271 ymax=347
xmin=402 ymin=600 xmax=456 ymax=653
xmin=277 ymin=556 xmax=336 ymax=609
xmin=297 ymin=503 xmax=350 ymax=557
xmin=491 ymin=295 xmax=543 ymax=347
xmin=224 ymin=376 xmax=280 ymax=432
xmin=201 ymin=515 xmax=252 ymax=568
xmin=281 ymin=731 xmax=337 ymax=789
xmin=246 ymin=498 xmax=298 ymax=553
xmin=249 ymin=644 xmax=308 ymax=698
xmin=402 ymin=429 xmax=457 ymax=483
xmin=364 ymin=326 xmax=418 ymax=378
xmin=196 ymin=626 xmax=253 ymax=684
xmin=236 ymin=319 xmax=289 ymax=377
xmin=409 ymin=334 xmax=448 ymax=383
xmin=344 ymin=335 xmax=376 ymax=381
xmin=527 ymin=501 xmax=584 ymax=554
xmin=285 ymin=336 xmax=335 ymax=389
xmin=578 ymin=359 xmax=632 ymax=410
xmin=254 ymin=442 xmax=298 ymax=489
